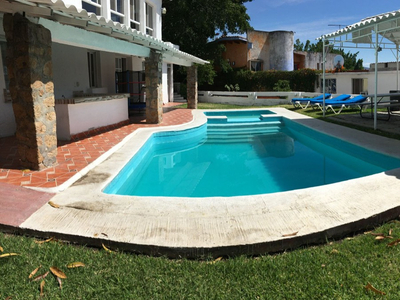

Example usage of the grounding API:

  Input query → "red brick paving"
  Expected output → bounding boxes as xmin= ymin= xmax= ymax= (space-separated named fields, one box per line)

xmin=0 ymin=182 xmax=54 ymax=227
xmin=0 ymin=104 xmax=192 ymax=189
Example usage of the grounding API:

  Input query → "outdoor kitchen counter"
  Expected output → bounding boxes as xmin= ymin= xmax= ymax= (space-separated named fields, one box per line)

xmin=55 ymin=94 xmax=130 ymax=140
xmin=55 ymin=93 xmax=130 ymax=104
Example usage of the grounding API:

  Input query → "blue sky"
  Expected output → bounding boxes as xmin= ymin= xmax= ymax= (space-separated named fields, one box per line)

xmin=244 ymin=0 xmax=400 ymax=67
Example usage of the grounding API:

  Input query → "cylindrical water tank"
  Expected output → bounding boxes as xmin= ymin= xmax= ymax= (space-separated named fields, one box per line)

xmin=268 ymin=31 xmax=294 ymax=71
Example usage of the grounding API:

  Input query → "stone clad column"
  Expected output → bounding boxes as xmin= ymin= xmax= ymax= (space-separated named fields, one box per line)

xmin=3 ymin=13 xmax=57 ymax=170
xmin=187 ymin=65 xmax=198 ymax=109
xmin=145 ymin=50 xmax=163 ymax=124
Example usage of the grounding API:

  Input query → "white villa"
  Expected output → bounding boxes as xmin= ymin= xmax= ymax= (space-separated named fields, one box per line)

xmin=0 ymin=0 xmax=207 ymax=170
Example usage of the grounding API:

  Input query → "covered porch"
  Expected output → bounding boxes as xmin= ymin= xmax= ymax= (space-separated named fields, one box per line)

xmin=0 ymin=0 xmax=207 ymax=170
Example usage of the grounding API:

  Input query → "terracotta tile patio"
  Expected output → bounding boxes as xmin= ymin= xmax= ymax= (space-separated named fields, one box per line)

xmin=0 ymin=103 xmax=192 ymax=189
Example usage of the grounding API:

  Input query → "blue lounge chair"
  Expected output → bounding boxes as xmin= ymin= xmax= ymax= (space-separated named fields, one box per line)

xmin=291 ymin=93 xmax=331 ymax=109
xmin=309 ymin=94 xmax=351 ymax=105
xmin=315 ymin=95 xmax=369 ymax=114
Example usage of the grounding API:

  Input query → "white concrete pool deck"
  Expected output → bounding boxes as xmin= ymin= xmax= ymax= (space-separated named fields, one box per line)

xmin=20 ymin=108 xmax=400 ymax=257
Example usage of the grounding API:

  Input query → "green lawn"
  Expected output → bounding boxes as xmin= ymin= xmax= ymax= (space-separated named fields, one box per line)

xmin=2 ymin=223 xmax=400 ymax=299
xmin=2 ymin=103 xmax=400 ymax=298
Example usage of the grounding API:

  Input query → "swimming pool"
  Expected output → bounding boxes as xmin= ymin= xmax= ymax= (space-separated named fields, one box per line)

xmin=104 ymin=110 xmax=400 ymax=197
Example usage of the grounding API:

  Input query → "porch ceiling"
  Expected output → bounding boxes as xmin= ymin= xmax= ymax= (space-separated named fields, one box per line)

xmin=0 ymin=0 xmax=208 ymax=66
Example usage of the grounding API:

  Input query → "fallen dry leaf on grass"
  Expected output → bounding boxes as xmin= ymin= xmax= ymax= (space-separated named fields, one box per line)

xmin=207 ymin=257 xmax=223 ymax=264
xmin=102 ymin=243 xmax=113 ymax=253
xmin=67 ymin=262 xmax=85 ymax=268
xmin=365 ymin=282 xmax=386 ymax=295
xmin=34 ymin=237 xmax=54 ymax=244
xmin=29 ymin=265 xmax=42 ymax=279
xmin=0 ymin=245 xmax=3 ymax=252
xmin=0 ymin=253 xmax=19 ymax=258
xmin=57 ymin=277 xmax=63 ymax=290
xmin=50 ymin=266 xmax=67 ymax=279
xmin=387 ymin=238 xmax=400 ymax=247
xmin=32 ymin=271 xmax=49 ymax=282
xmin=370 ymin=232 xmax=385 ymax=236
xmin=375 ymin=235 xmax=393 ymax=240
xmin=40 ymin=280 xmax=45 ymax=297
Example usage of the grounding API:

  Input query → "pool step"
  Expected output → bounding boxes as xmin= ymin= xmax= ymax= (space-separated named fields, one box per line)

xmin=206 ymin=114 xmax=281 ymax=124
xmin=206 ymin=121 xmax=283 ymax=143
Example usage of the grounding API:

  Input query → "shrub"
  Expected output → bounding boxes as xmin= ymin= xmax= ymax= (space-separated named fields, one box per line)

xmin=203 ymin=69 xmax=317 ymax=92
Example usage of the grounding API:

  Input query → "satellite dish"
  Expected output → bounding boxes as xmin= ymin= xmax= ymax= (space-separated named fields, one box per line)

xmin=334 ymin=55 xmax=344 ymax=69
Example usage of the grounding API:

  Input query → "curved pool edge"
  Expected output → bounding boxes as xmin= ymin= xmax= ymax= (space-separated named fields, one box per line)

xmin=18 ymin=108 xmax=400 ymax=257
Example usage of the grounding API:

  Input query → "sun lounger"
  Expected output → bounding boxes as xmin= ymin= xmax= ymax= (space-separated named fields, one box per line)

xmin=315 ymin=95 xmax=368 ymax=114
xmin=291 ymin=93 xmax=331 ymax=109
xmin=309 ymin=94 xmax=351 ymax=105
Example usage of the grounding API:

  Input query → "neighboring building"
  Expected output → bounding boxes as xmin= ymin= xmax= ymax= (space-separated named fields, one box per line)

xmin=294 ymin=51 xmax=336 ymax=70
xmin=215 ymin=30 xmax=339 ymax=72
xmin=247 ymin=30 xmax=294 ymax=71
xmin=0 ymin=0 xmax=207 ymax=170
xmin=214 ymin=30 xmax=294 ymax=71
xmin=215 ymin=36 xmax=249 ymax=69
xmin=369 ymin=61 xmax=400 ymax=71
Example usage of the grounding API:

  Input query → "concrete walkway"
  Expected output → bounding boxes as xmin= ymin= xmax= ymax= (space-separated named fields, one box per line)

xmin=2 ymin=108 xmax=400 ymax=257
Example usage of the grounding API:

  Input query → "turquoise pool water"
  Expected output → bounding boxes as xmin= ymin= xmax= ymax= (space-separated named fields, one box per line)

xmin=104 ymin=111 xmax=400 ymax=197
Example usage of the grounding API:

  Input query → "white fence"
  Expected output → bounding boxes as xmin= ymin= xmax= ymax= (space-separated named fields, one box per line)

xmin=198 ymin=91 xmax=323 ymax=106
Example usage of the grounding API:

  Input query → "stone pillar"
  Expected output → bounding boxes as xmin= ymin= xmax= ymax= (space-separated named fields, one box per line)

xmin=145 ymin=50 xmax=163 ymax=124
xmin=187 ymin=65 xmax=198 ymax=109
xmin=3 ymin=13 xmax=57 ymax=170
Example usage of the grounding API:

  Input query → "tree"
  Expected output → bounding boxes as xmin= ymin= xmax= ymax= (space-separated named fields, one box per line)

xmin=294 ymin=39 xmax=363 ymax=70
xmin=162 ymin=0 xmax=253 ymax=58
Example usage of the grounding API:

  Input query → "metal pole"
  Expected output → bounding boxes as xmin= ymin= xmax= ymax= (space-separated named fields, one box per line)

xmin=374 ymin=25 xmax=378 ymax=130
xmin=397 ymin=44 xmax=399 ymax=91
xmin=322 ymin=38 xmax=326 ymax=117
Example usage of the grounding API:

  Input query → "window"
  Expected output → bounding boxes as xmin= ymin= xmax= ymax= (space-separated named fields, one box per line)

xmin=145 ymin=2 xmax=153 ymax=36
xmin=110 ymin=0 xmax=124 ymax=23
xmin=82 ymin=0 xmax=101 ymax=15
xmin=130 ymin=0 xmax=140 ymax=30
xmin=250 ymin=60 xmax=263 ymax=71
xmin=87 ymin=51 xmax=101 ymax=88
xmin=115 ymin=57 xmax=126 ymax=72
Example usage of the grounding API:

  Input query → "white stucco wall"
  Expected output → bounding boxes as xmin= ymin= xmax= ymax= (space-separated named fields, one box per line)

xmin=0 ymin=24 xmax=16 ymax=138
xmin=0 ymin=61 xmax=16 ymax=138
xmin=162 ymin=62 xmax=168 ymax=103
xmin=320 ymin=71 xmax=400 ymax=95
xmin=368 ymin=71 xmax=400 ymax=94
xmin=99 ymin=51 xmax=115 ymax=94
xmin=56 ymin=97 xmax=129 ymax=140
xmin=52 ymin=43 xmax=90 ymax=99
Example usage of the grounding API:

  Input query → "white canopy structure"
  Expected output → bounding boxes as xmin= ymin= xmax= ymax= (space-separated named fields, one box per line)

xmin=319 ymin=9 xmax=400 ymax=129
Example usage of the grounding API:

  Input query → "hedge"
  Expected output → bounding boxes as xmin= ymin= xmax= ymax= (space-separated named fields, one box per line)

xmin=201 ymin=69 xmax=318 ymax=92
